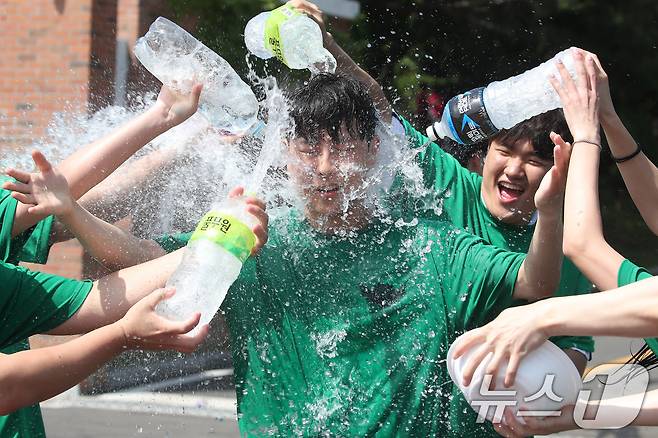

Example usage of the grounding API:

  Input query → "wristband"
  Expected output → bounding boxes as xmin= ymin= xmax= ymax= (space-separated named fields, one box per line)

xmin=572 ymin=139 xmax=602 ymax=150
xmin=612 ymin=144 xmax=642 ymax=163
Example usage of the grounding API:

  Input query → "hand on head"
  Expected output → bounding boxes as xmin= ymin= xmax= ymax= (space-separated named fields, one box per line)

xmin=118 ymin=287 xmax=209 ymax=353
xmin=3 ymin=150 xmax=74 ymax=217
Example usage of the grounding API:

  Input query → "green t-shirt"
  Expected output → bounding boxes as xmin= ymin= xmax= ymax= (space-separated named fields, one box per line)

xmin=0 ymin=176 xmax=54 ymax=265
xmin=394 ymin=115 xmax=595 ymax=354
xmin=0 ymin=261 xmax=93 ymax=348
xmin=160 ymin=211 xmax=525 ymax=436
xmin=0 ymin=180 xmax=89 ymax=438
xmin=617 ymin=259 xmax=657 ymax=358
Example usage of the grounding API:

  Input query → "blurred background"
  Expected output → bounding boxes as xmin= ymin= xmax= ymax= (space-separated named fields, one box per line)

xmin=1 ymin=0 xmax=657 ymax=436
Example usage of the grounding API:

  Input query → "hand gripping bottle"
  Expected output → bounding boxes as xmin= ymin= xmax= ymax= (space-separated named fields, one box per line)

xmin=244 ymin=4 xmax=337 ymax=74
xmin=156 ymin=197 xmax=258 ymax=327
xmin=134 ymin=17 xmax=259 ymax=134
xmin=426 ymin=48 xmax=578 ymax=145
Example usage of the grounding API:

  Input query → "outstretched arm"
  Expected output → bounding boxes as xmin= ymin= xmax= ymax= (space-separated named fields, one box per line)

xmin=512 ymin=141 xmax=569 ymax=301
xmin=8 ymin=84 xmax=202 ymax=238
xmin=5 ymin=152 xmax=269 ymax=271
xmin=555 ymin=50 xmax=624 ymax=291
xmin=48 ymin=249 xmax=184 ymax=334
xmin=0 ymin=287 xmax=208 ymax=416
xmin=453 ymin=274 xmax=658 ymax=390
xmin=289 ymin=0 xmax=392 ymax=122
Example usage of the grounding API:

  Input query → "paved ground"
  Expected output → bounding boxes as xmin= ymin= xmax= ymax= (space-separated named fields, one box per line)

xmin=43 ymin=408 xmax=240 ymax=438
xmin=41 ymin=336 xmax=657 ymax=437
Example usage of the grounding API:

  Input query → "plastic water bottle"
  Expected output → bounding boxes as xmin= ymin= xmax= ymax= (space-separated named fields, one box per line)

xmin=156 ymin=197 xmax=258 ymax=327
xmin=426 ymin=48 xmax=578 ymax=145
xmin=134 ymin=17 xmax=259 ymax=134
xmin=244 ymin=4 xmax=336 ymax=74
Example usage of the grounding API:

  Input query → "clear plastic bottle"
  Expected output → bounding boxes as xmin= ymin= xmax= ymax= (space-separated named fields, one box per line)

xmin=156 ymin=197 xmax=258 ymax=328
xmin=134 ymin=17 xmax=259 ymax=134
xmin=244 ymin=4 xmax=336 ymax=74
xmin=426 ymin=48 xmax=577 ymax=145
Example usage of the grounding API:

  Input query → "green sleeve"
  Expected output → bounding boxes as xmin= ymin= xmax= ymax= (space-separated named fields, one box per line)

xmin=0 ymin=261 xmax=93 ymax=348
xmin=395 ymin=115 xmax=483 ymax=222
xmin=155 ymin=232 xmax=192 ymax=253
xmin=618 ymin=259 xmax=653 ymax=287
xmin=0 ymin=177 xmax=54 ymax=264
xmin=435 ymin=225 xmax=525 ymax=329
xmin=616 ymin=259 xmax=656 ymax=357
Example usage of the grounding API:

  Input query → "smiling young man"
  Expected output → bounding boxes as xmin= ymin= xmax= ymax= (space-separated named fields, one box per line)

xmin=393 ymin=109 xmax=594 ymax=365
xmin=480 ymin=111 xmax=566 ymax=225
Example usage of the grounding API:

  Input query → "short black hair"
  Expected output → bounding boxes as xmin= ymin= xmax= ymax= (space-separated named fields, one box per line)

xmin=286 ymin=73 xmax=377 ymax=145
xmin=489 ymin=109 xmax=572 ymax=160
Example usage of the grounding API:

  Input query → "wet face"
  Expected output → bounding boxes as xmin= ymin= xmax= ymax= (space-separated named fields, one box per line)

xmin=481 ymin=138 xmax=553 ymax=225
xmin=286 ymin=126 xmax=379 ymax=229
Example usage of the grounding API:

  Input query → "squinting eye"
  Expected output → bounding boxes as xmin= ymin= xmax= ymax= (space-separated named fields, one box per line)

xmin=528 ymin=158 xmax=550 ymax=166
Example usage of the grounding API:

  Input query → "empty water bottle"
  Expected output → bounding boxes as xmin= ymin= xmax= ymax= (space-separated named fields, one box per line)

xmin=157 ymin=197 xmax=258 ymax=328
xmin=135 ymin=17 xmax=259 ymax=134
xmin=244 ymin=4 xmax=336 ymax=74
xmin=426 ymin=48 xmax=578 ymax=145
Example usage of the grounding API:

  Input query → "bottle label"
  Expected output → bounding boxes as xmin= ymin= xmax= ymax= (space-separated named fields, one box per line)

xmin=189 ymin=211 xmax=256 ymax=263
xmin=445 ymin=87 xmax=498 ymax=145
xmin=264 ymin=4 xmax=300 ymax=67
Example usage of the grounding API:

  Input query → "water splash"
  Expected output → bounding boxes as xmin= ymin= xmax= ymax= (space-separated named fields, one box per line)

xmin=311 ymin=329 xmax=347 ymax=359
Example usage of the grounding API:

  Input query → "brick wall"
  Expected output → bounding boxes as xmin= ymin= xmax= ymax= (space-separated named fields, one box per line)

xmin=0 ymin=0 xmax=169 ymax=348
xmin=0 ymin=0 xmax=94 ymax=149
xmin=0 ymin=0 xmax=171 ymax=149
xmin=2 ymin=0 xmax=172 ymax=279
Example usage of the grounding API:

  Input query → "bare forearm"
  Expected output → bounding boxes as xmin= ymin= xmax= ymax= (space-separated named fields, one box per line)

xmin=543 ymin=276 xmax=658 ymax=338
xmin=61 ymin=108 xmax=171 ymax=199
xmin=515 ymin=214 xmax=562 ymax=300
xmin=12 ymin=108 xmax=171 ymax=237
xmin=78 ymin=146 xmax=181 ymax=221
xmin=563 ymin=143 xmax=622 ymax=290
xmin=601 ymin=112 xmax=658 ymax=235
xmin=61 ymin=202 xmax=166 ymax=271
xmin=50 ymin=250 xmax=183 ymax=334
xmin=325 ymin=35 xmax=392 ymax=122
xmin=0 ymin=323 xmax=124 ymax=415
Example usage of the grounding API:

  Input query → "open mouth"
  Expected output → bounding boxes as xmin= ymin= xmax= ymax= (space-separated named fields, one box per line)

xmin=497 ymin=181 xmax=525 ymax=203
xmin=316 ymin=185 xmax=340 ymax=199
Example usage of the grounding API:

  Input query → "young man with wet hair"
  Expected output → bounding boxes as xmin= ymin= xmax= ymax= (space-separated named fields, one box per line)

xmin=27 ymin=72 xmax=564 ymax=436
xmin=222 ymin=73 xmax=568 ymax=436
xmin=287 ymin=0 xmax=594 ymax=372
